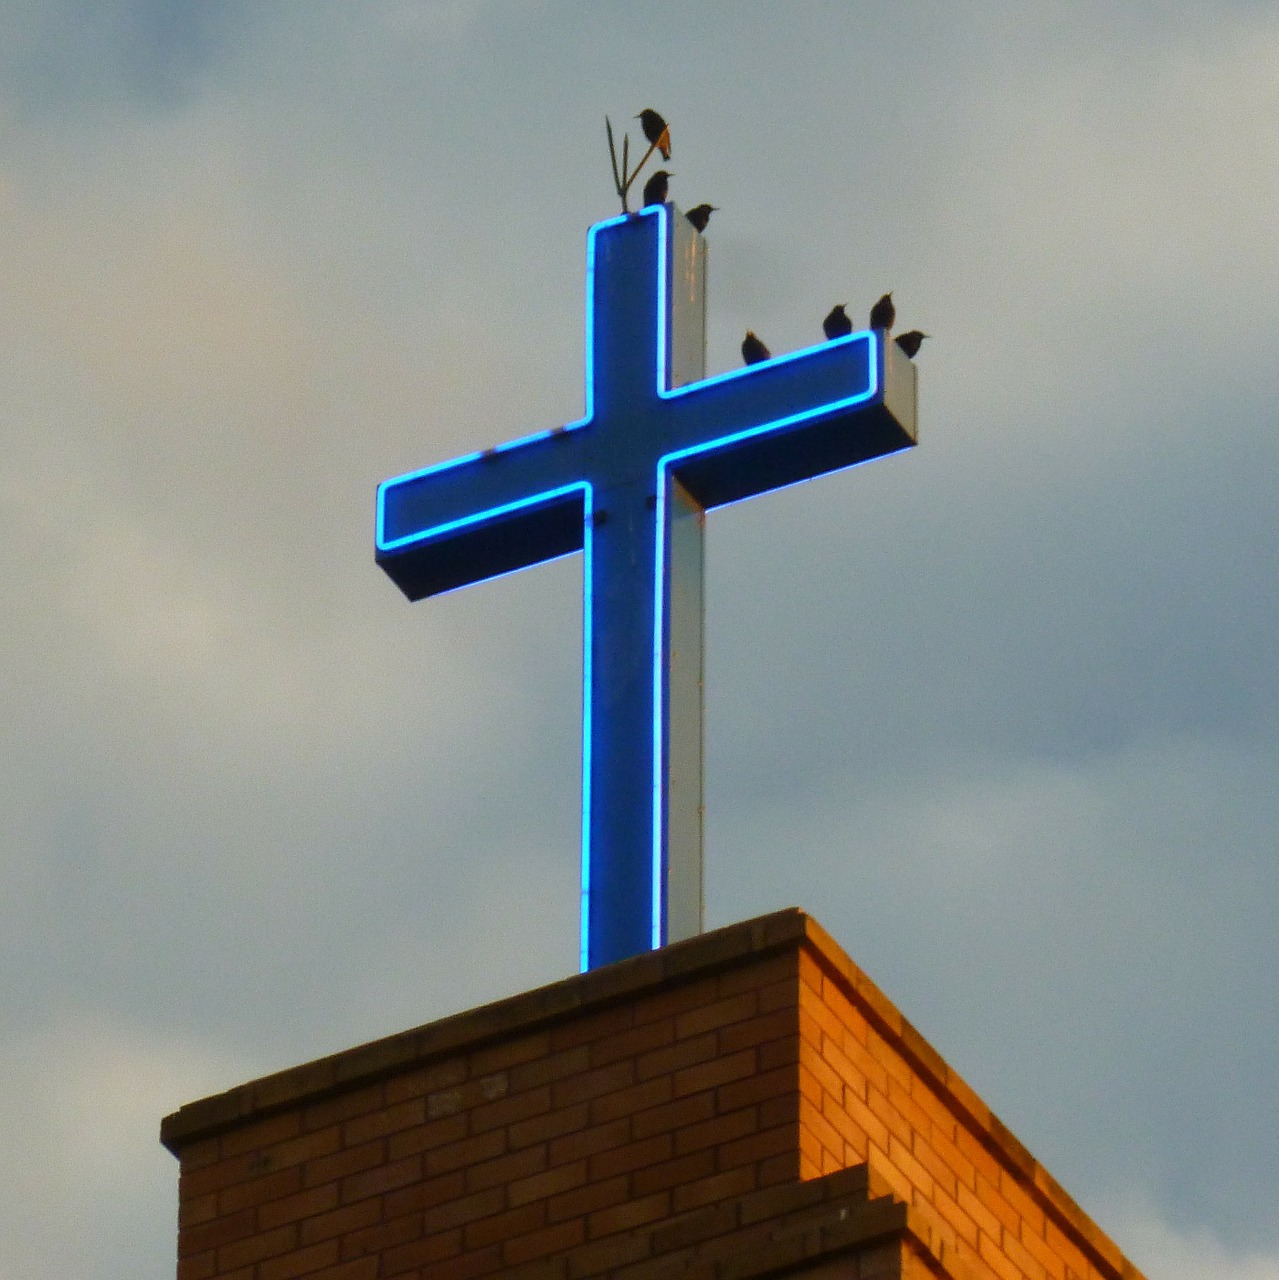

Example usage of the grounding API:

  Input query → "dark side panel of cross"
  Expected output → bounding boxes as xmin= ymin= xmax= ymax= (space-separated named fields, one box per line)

xmin=377 ymin=205 xmax=917 ymax=971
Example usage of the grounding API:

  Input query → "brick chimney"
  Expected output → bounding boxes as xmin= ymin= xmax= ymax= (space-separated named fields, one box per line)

xmin=161 ymin=910 xmax=1145 ymax=1279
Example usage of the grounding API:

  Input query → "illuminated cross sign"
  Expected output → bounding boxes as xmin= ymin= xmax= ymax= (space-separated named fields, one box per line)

xmin=376 ymin=205 xmax=917 ymax=971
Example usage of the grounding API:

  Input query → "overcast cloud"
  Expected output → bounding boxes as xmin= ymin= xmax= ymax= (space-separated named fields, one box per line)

xmin=1 ymin=4 xmax=1276 ymax=1277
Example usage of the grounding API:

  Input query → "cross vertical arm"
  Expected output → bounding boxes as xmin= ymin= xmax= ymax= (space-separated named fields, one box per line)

xmin=578 ymin=209 xmax=709 ymax=969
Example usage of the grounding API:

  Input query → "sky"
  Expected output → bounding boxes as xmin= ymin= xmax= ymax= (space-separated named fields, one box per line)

xmin=1 ymin=3 xmax=1276 ymax=1277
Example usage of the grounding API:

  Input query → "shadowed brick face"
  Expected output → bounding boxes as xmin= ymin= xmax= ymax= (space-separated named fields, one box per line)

xmin=162 ymin=912 xmax=1146 ymax=1280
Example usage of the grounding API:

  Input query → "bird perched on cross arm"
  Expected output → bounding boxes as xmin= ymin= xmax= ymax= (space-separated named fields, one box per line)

xmin=741 ymin=331 xmax=771 ymax=365
xmin=869 ymin=292 xmax=895 ymax=330
xmin=895 ymin=330 xmax=928 ymax=359
xmin=685 ymin=204 xmax=717 ymax=233
xmin=636 ymin=109 xmax=672 ymax=161
xmin=642 ymin=169 xmax=672 ymax=207
xmin=822 ymin=304 xmax=852 ymax=340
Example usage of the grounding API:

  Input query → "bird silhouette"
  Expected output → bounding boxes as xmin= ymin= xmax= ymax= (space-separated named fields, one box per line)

xmin=642 ymin=169 xmax=672 ymax=207
xmin=895 ymin=330 xmax=928 ymax=359
xmin=636 ymin=109 xmax=672 ymax=161
xmin=741 ymin=331 xmax=771 ymax=365
xmin=869 ymin=292 xmax=895 ymax=330
xmin=823 ymin=304 xmax=852 ymax=340
xmin=685 ymin=204 xmax=717 ymax=232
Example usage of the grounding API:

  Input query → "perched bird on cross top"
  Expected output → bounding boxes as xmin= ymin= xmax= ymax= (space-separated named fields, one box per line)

xmin=869 ymin=292 xmax=895 ymax=331
xmin=636 ymin=108 xmax=672 ymax=161
xmin=685 ymin=203 xmax=717 ymax=233
xmin=822 ymin=304 xmax=852 ymax=340
xmin=642 ymin=168 xmax=672 ymax=208
xmin=741 ymin=331 xmax=771 ymax=365
xmin=895 ymin=330 xmax=928 ymax=359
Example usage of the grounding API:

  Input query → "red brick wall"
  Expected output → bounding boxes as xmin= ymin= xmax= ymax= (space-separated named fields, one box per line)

xmin=173 ymin=948 xmax=809 ymax=1279
xmin=795 ymin=926 xmax=1139 ymax=1280
xmin=163 ymin=911 xmax=1144 ymax=1280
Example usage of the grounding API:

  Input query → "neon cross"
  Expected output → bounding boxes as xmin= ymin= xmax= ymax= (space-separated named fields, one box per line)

xmin=376 ymin=204 xmax=917 ymax=972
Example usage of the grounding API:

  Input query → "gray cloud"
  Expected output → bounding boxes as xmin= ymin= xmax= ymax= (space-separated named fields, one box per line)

xmin=1 ymin=3 xmax=1276 ymax=1276
xmin=0 ymin=0 xmax=245 ymax=116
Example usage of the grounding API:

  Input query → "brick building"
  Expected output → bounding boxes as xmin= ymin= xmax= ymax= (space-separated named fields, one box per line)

xmin=161 ymin=910 xmax=1146 ymax=1279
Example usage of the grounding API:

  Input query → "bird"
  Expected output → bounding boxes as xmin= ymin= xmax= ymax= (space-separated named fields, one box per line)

xmin=642 ymin=169 xmax=672 ymax=207
xmin=636 ymin=109 xmax=672 ymax=160
xmin=822 ymin=304 xmax=852 ymax=340
xmin=685 ymin=204 xmax=717 ymax=233
xmin=895 ymin=330 xmax=928 ymax=359
xmin=869 ymin=292 xmax=895 ymax=330
xmin=741 ymin=331 xmax=771 ymax=365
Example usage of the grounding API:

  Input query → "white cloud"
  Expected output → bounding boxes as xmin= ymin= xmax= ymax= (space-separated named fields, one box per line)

xmin=0 ymin=1016 xmax=250 ymax=1280
xmin=907 ymin=10 xmax=1279 ymax=463
xmin=1113 ymin=1196 xmax=1279 ymax=1280
xmin=0 ymin=109 xmax=521 ymax=788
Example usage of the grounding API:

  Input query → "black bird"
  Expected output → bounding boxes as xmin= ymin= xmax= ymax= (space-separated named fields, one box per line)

xmin=636 ymin=109 xmax=672 ymax=160
xmin=822 ymin=304 xmax=852 ymax=340
xmin=869 ymin=292 xmax=895 ymax=330
xmin=685 ymin=203 xmax=717 ymax=233
xmin=642 ymin=169 xmax=672 ymax=207
xmin=741 ymin=330 xmax=771 ymax=365
xmin=895 ymin=330 xmax=928 ymax=359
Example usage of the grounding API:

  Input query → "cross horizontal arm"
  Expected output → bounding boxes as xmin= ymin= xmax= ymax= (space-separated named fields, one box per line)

xmin=376 ymin=426 xmax=592 ymax=600
xmin=661 ymin=332 xmax=917 ymax=509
